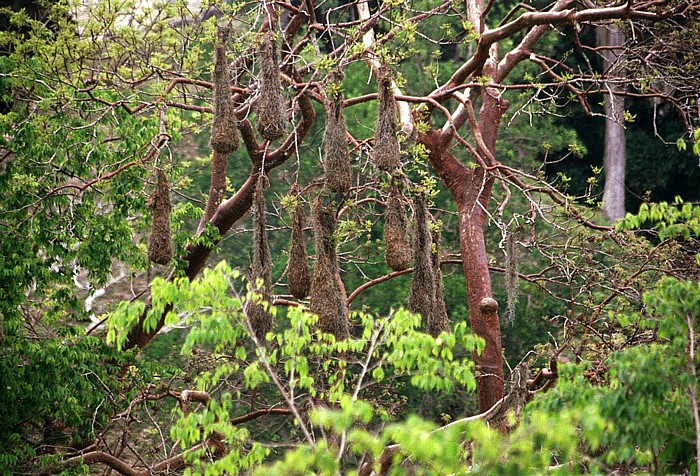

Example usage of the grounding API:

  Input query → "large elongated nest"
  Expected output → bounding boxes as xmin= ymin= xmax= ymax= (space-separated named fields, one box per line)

xmin=384 ymin=177 xmax=411 ymax=271
xmin=323 ymin=95 xmax=352 ymax=195
xmin=309 ymin=194 xmax=350 ymax=339
xmin=408 ymin=194 xmax=435 ymax=326
xmin=372 ymin=67 xmax=401 ymax=173
xmin=287 ymin=186 xmax=311 ymax=299
xmin=255 ymin=31 xmax=288 ymax=141
xmin=147 ymin=168 xmax=174 ymax=265
xmin=430 ymin=224 xmax=450 ymax=336
xmin=210 ymin=25 xmax=239 ymax=154
xmin=247 ymin=175 xmax=273 ymax=342
xmin=408 ymin=193 xmax=450 ymax=336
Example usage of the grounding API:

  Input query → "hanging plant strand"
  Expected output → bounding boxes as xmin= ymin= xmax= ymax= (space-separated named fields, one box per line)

xmin=256 ymin=31 xmax=288 ymax=141
xmin=147 ymin=168 xmax=174 ymax=265
xmin=287 ymin=185 xmax=311 ymax=299
xmin=504 ymin=231 xmax=519 ymax=325
xmin=210 ymin=25 xmax=239 ymax=154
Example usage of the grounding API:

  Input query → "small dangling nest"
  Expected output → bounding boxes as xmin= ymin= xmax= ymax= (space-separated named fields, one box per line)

xmin=309 ymin=194 xmax=350 ymax=339
xmin=430 ymin=223 xmax=450 ymax=336
xmin=147 ymin=168 xmax=174 ymax=265
xmin=256 ymin=31 xmax=288 ymax=141
xmin=323 ymin=93 xmax=352 ymax=195
xmin=247 ymin=175 xmax=273 ymax=342
xmin=210 ymin=25 xmax=239 ymax=154
xmin=384 ymin=176 xmax=411 ymax=271
xmin=372 ymin=66 xmax=401 ymax=173
xmin=504 ymin=231 xmax=519 ymax=325
xmin=287 ymin=185 xmax=311 ymax=299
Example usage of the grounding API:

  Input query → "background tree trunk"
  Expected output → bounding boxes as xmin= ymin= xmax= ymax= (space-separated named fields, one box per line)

xmin=598 ymin=25 xmax=627 ymax=222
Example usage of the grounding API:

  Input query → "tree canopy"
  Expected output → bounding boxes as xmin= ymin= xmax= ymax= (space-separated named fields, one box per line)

xmin=1 ymin=0 xmax=700 ymax=474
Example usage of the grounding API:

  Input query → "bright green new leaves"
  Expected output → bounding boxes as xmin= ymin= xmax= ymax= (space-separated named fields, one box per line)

xmin=105 ymin=260 xmax=483 ymax=474
xmin=618 ymin=199 xmax=700 ymax=239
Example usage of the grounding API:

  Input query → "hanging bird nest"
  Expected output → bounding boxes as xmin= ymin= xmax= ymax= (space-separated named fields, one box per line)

xmin=430 ymin=223 xmax=451 ymax=336
xmin=384 ymin=176 xmax=411 ymax=271
xmin=323 ymin=92 xmax=352 ymax=195
xmin=210 ymin=25 xmax=239 ymax=154
xmin=287 ymin=185 xmax=311 ymax=299
xmin=309 ymin=194 xmax=350 ymax=339
xmin=247 ymin=175 xmax=273 ymax=342
xmin=408 ymin=192 xmax=436 ymax=330
xmin=372 ymin=66 xmax=401 ymax=173
xmin=147 ymin=168 xmax=174 ymax=265
xmin=256 ymin=31 xmax=288 ymax=141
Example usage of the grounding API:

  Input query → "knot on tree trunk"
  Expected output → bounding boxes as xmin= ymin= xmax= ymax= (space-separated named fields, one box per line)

xmin=479 ymin=297 xmax=498 ymax=313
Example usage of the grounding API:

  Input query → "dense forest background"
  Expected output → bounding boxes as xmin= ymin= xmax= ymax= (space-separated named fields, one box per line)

xmin=1 ymin=0 xmax=700 ymax=474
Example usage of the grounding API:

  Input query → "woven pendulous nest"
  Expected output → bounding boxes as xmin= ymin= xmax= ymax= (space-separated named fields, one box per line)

xmin=430 ymin=223 xmax=450 ymax=336
xmin=408 ymin=193 xmax=436 ymax=329
xmin=247 ymin=175 xmax=273 ymax=342
xmin=210 ymin=25 xmax=239 ymax=154
xmin=255 ymin=31 xmax=288 ymax=141
xmin=383 ymin=177 xmax=411 ymax=271
xmin=309 ymin=194 xmax=350 ymax=339
xmin=287 ymin=185 xmax=311 ymax=299
xmin=323 ymin=93 xmax=352 ymax=195
xmin=372 ymin=67 xmax=401 ymax=173
xmin=147 ymin=168 xmax=174 ymax=265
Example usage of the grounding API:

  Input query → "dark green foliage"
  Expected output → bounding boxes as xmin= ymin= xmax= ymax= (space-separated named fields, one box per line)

xmin=0 ymin=332 xmax=128 ymax=474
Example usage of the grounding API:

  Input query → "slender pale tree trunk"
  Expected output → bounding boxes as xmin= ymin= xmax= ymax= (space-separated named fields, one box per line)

xmin=598 ymin=25 xmax=627 ymax=222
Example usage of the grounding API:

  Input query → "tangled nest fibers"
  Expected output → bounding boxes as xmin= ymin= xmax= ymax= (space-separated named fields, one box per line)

xmin=372 ymin=67 xmax=401 ymax=173
xmin=408 ymin=193 xmax=449 ymax=336
xmin=147 ymin=168 xmax=174 ymax=265
xmin=323 ymin=94 xmax=352 ymax=195
xmin=430 ymin=223 xmax=450 ymax=335
xmin=256 ymin=31 xmax=288 ymax=141
xmin=383 ymin=177 xmax=411 ymax=271
xmin=310 ymin=194 xmax=350 ymax=339
xmin=287 ymin=185 xmax=311 ymax=299
xmin=247 ymin=175 xmax=273 ymax=342
xmin=210 ymin=25 xmax=239 ymax=154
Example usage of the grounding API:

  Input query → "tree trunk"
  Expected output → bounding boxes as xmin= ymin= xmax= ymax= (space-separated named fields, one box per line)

xmin=422 ymin=129 xmax=504 ymax=413
xmin=598 ymin=25 xmax=627 ymax=222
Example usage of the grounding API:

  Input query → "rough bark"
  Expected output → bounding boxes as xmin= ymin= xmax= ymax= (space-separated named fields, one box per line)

xmin=422 ymin=128 xmax=504 ymax=413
